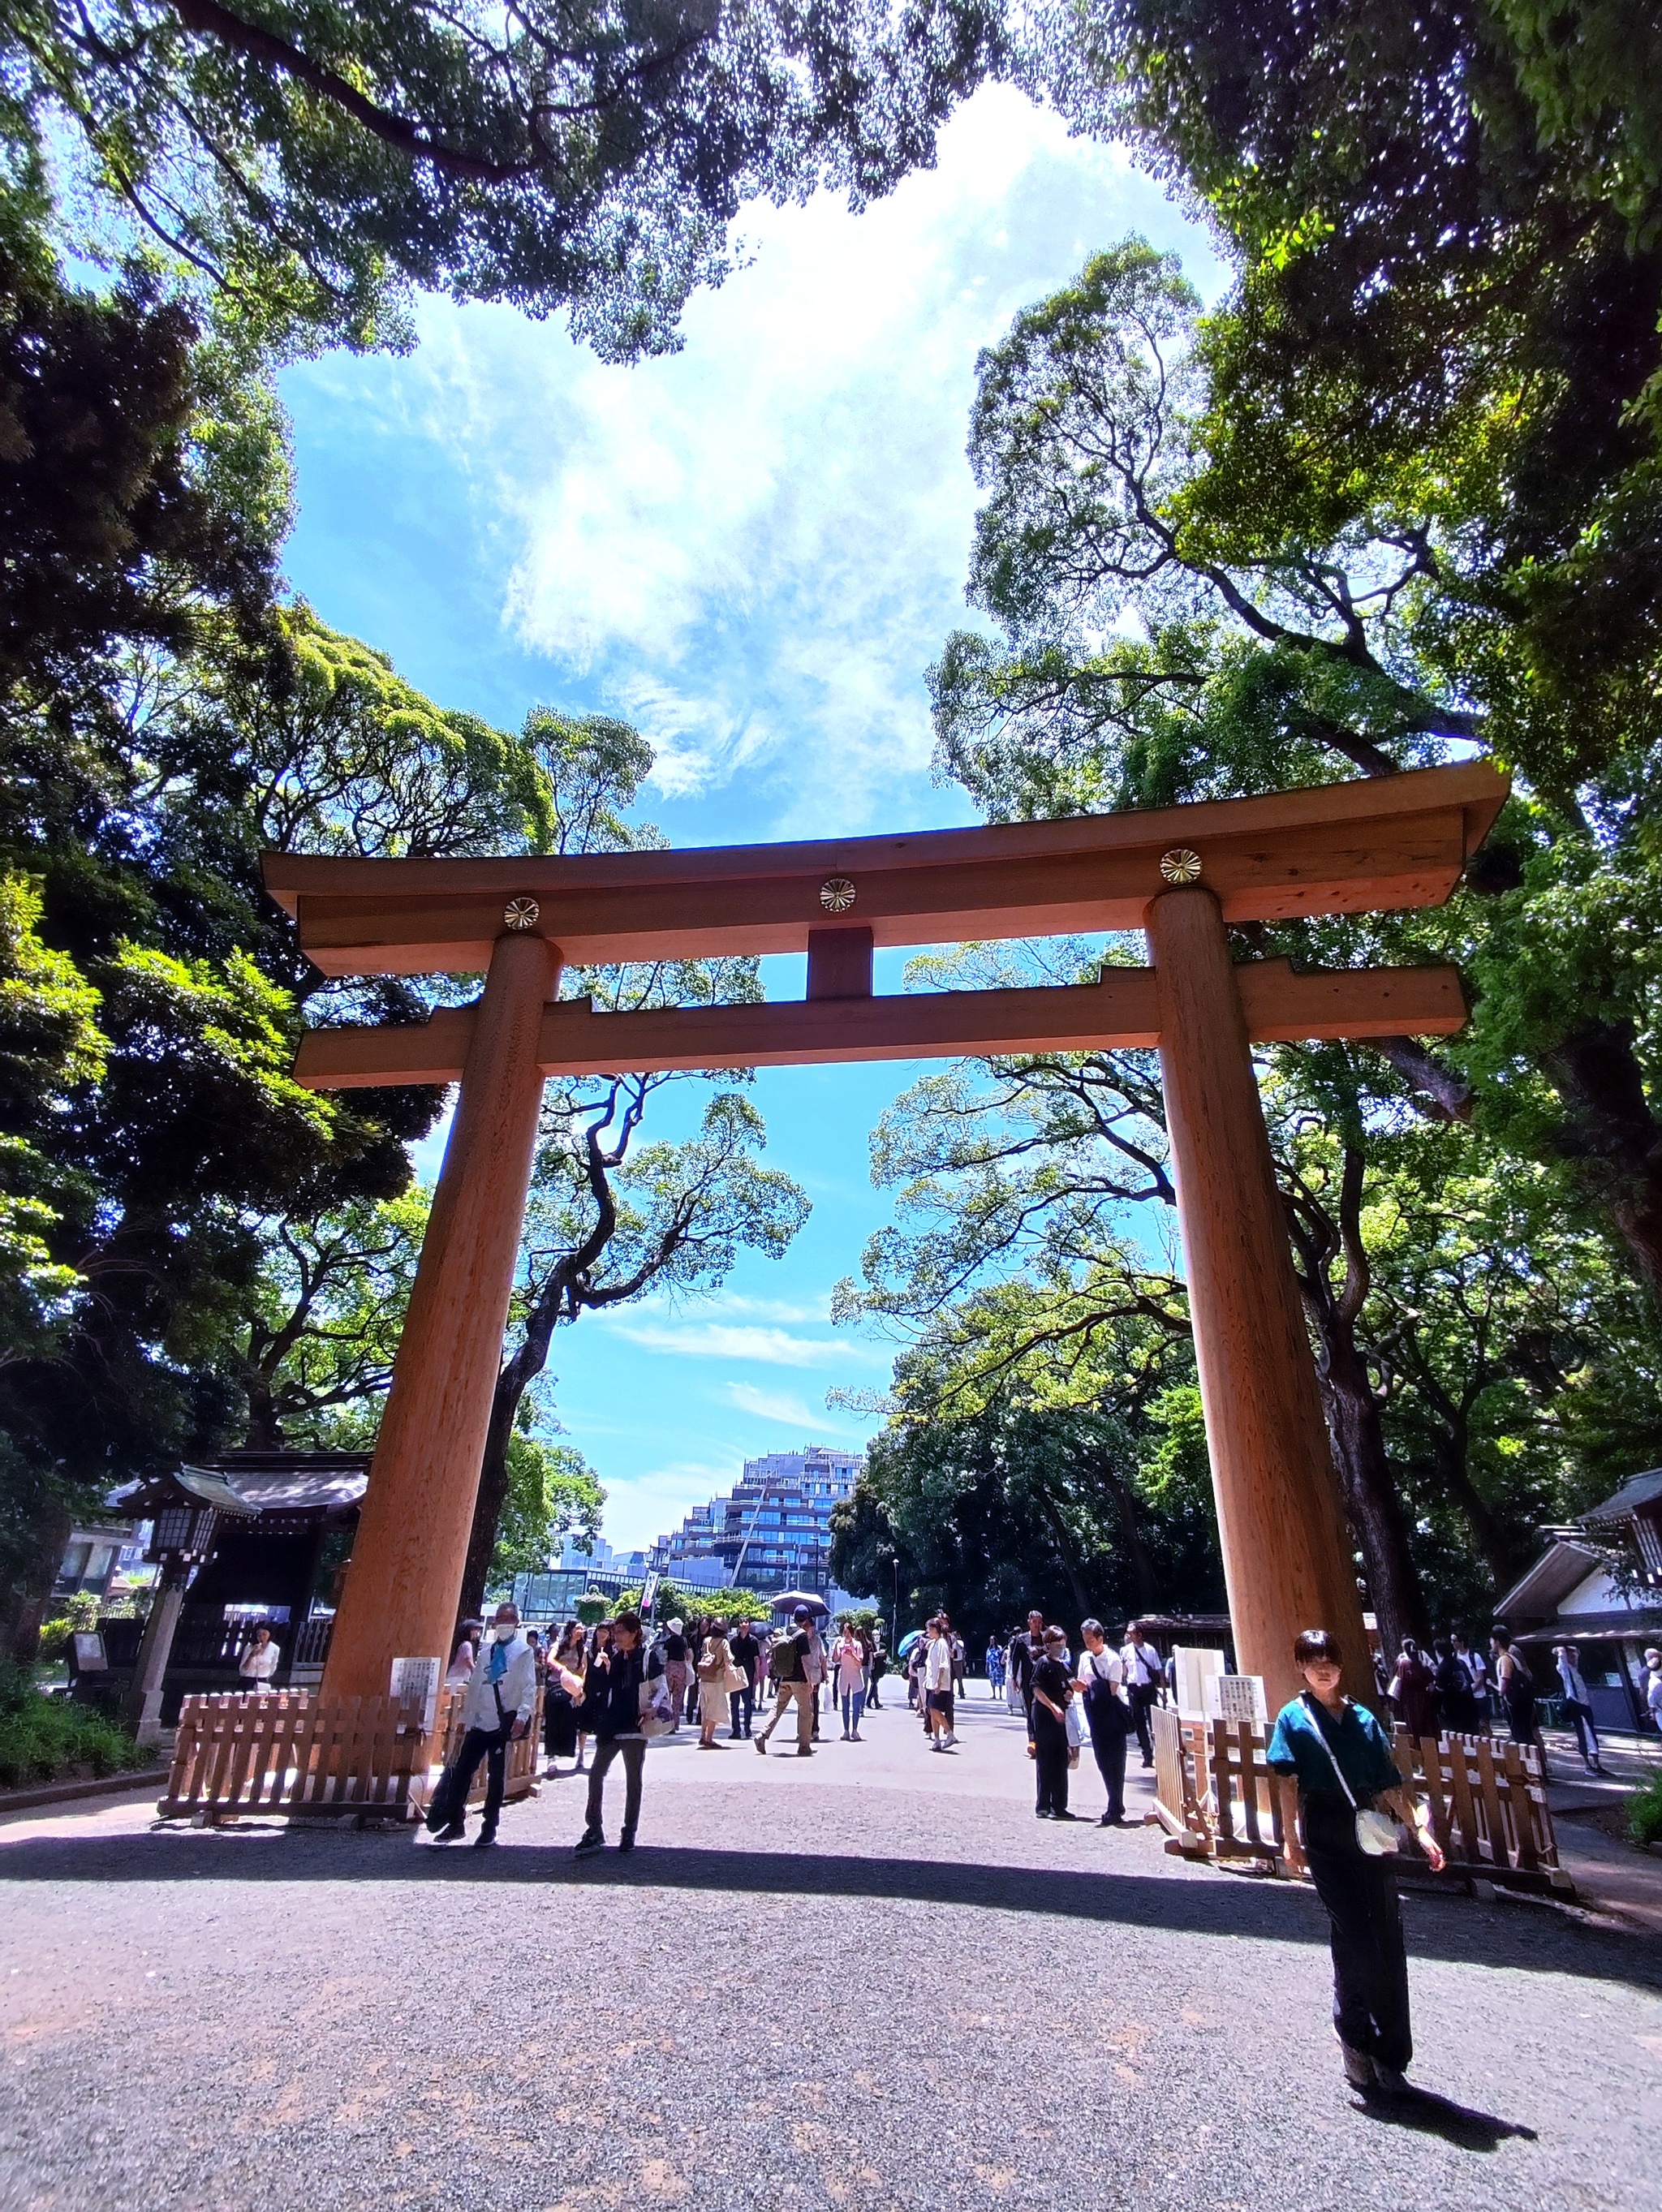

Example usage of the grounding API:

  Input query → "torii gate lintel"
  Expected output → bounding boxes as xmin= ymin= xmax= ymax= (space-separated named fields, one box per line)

xmin=268 ymin=761 xmax=1507 ymax=1715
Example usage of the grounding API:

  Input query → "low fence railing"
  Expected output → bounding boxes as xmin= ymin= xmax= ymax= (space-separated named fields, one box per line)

xmin=1149 ymin=1706 xmax=1570 ymax=1895
xmin=158 ymin=1684 xmax=544 ymax=1825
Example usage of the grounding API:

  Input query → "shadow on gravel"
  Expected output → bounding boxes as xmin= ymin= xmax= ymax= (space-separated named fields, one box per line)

xmin=3 ymin=1832 xmax=1658 ymax=1991
xmin=1357 ymin=2085 xmax=1539 ymax=2153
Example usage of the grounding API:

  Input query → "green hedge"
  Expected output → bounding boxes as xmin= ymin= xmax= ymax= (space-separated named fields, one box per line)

xmin=0 ymin=1661 xmax=150 ymax=1788
xmin=1627 ymin=1768 xmax=1662 ymax=1850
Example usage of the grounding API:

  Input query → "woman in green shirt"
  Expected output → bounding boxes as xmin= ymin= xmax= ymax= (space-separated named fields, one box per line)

xmin=1267 ymin=1628 xmax=1445 ymax=2098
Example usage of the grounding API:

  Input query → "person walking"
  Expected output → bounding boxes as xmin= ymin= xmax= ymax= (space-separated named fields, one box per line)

xmin=1266 ymin=1628 xmax=1445 ymax=2098
xmin=1120 ymin=1621 xmax=1165 ymax=1769
xmin=1553 ymin=1642 xmax=1605 ymax=1774
xmin=756 ymin=1607 xmax=816 ymax=1757
xmin=1492 ymin=1629 xmax=1544 ymax=1765
xmin=1031 ymin=1628 xmax=1076 ymax=1818
xmin=1453 ymin=1633 xmax=1489 ymax=1722
xmin=924 ymin=1616 xmax=957 ymax=1750
xmin=951 ymin=1630 xmax=967 ymax=1701
xmin=1388 ymin=1637 xmax=1440 ymax=1740
xmin=566 ymin=1609 xmax=651 ymax=1856
xmin=659 ymin=1618 xmax=691 ymax=1731
xmin=424 ymin=1601 xmax=536 ymax=1850
xmin=695 ymin=1620 xmax=739 ymax=1748
xmin=985 ymin=1636 xmax=1005 ymax=1700
xmin=804 ymin=1613 xmax=827 ymax=1741
xmin=1646 ymin=1646 xmax=1662 ymax=1732
xmin=728 ymin=1618 xmax=760 ymax=1740
xmin=867 ymin=1631 xmax=887 ymax=1709
xmin=833 ymin=1621 xmax=868 ymax=1740
xmin=544 ymin=1620 xmax=586 ymax=1777
xmin=573 ymin=1620 xmax=610 ymax=1774
xmin=907 ymin=1636 xmax=929 ymax=1728
xmin=1074 ymin=1619 xmax=1130 ymax=1826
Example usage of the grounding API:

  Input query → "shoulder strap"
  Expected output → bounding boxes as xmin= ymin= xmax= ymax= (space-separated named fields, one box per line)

xmin=1302 ymin=1696 xmax=1358 ymax=1808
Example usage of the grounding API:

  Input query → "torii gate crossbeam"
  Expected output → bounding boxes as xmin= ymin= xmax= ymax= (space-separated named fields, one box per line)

xmin=265 ymin=761 xmax=1506 ymax=1715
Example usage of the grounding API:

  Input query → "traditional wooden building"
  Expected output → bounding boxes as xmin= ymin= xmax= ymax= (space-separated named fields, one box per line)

xmin=108 ymin=1452 xmax=368 ymax=1730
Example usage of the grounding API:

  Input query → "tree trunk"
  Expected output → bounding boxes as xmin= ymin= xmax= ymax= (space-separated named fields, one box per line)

xmin=1319 ymin=1337 xmax=1429 ymax=1663
xmin=4 ymin=1505 xmax=73 ymax=1665
xmin=1100 ymin=1465 xmax=1158 ymax=1610
xmin=1546 ymin=1021 xmax=1662 ymax=1298
xmin=1429 ymin=1439 xmax=1525 ymax=1594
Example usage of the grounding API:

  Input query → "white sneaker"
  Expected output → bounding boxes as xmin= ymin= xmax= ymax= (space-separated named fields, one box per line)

xmin=942 ymin=1733 xmax=958 ymax=1748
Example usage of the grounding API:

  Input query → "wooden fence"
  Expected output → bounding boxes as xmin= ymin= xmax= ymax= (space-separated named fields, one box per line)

xmin=1149 ymin=1706 xmax=1569 ymax=1894
xmin=158 ymin=1685 xmax=544 ymax=1825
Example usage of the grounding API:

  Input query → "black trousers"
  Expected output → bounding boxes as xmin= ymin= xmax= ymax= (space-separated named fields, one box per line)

xmin=1127 ymin=1684 xmax=1158 ymax=1765
xmin=1305 ymin=1843 xmax=1412 ymax=2072
xmin=584 ymin=1735 xmax=645 ymax=1834
xmin=431 ymin=1719 xmax=512 ymax=1834
xmin=1033 ymin=1714 xmax=1070 ymax=1814
xmin=729 ymin=1682 xmax=755 ymax=1736
xmin=1088 ymin=1707 xmax=1127 ymax=1819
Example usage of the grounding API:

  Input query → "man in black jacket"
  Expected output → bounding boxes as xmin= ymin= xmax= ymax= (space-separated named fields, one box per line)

xmin=571 ymin=1612 xmax=648 ymax=1857
xmin=728 ymin=1620 xmax=760 ymax=1739
xmin=1009 ymin=1610 xmax=1045 ymax=1726
xmin=755 ymin=1607 xmax=815 ymax=1756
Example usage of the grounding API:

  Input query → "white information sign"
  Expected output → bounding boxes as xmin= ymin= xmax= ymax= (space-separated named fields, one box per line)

xmin=1173 ymin=1645 xmax=1226 ymax=1719
xmin=390 ymin=1655 xmax=442 ymax=1734
xmin=1208 ymin=1670 xmax=1268 ymax=1727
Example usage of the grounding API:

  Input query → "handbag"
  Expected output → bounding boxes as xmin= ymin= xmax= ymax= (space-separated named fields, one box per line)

xmin=1307 ymin=1701 xmax=1398 ymax=1857
xmin=1064 ymin=1698 xmax=1083 ymax=1750
xmin=638 ymin=1676 xmax=674 ymax=1738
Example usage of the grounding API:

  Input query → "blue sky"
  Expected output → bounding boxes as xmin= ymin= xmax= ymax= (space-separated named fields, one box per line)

xmin=279 ymin=85 xmax=1223 ymax=1552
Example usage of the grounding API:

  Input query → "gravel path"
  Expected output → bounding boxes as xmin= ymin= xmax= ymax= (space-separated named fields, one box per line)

xmin=2 ymin=1692 xmax=1659 ymax=2212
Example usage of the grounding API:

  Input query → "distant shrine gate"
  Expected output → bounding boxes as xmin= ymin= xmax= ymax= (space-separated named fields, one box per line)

xmin=266 ymin=760 xmax=1508 ymax=1717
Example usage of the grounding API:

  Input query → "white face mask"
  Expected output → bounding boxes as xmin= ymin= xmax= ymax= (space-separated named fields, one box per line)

xmin=494 ymin=1622 xmax=517 ymax=1642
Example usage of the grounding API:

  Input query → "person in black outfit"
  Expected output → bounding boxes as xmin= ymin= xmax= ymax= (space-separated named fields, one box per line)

xmin=1030 ymin=1629 xmax=1077 ymax=1820
xmin=1009 ymin=1609 xmax=1044 ymax=1727
xmin=1267 ymin=1628 xmax=1445 ymax=2097
xmin=1075 ymin=1617 xmax=1130 ymax=1826
xmin=728 ymin=1620 xmax=760 ymax=1738
xmin=1430 ymin=1637 xmax=1479 ymax=1735
xmin=1119 ymin=1620 xmax=1165 ymax=1769
xmin=568 ymin=1610 xmax=648 ymax=1856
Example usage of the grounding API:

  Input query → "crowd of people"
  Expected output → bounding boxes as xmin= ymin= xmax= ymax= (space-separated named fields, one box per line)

xmin=423 ymin=1595 xmax=1662 ymax=2103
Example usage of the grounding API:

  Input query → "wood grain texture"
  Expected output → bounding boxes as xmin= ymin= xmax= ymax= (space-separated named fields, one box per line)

xmin=319 ymin=931 xmax=558 ymax=1702
xmin=1147 ymin=889 xmax=1373 ymax=1715
xmin=289 ymin=959 xmax=1466 ymax=1089
xmin=265 ymin=760 xmax=1509 ymax=976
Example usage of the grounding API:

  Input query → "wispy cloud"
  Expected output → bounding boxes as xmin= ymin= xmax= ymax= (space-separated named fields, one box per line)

xmin=605 ymin=1319 xmax=855 ymax=1368
xmin=722 ymin=1380 xmax=846 ymax=1427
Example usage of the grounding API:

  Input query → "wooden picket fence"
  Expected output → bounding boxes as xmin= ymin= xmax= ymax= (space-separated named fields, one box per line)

xmin=1149 ymin=1706 xmax=1570 ymax=1895
xmin=157 ymin=1685 xmax=544 ymax=1826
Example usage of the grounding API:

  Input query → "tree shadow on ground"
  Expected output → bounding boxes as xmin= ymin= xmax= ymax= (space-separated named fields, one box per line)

xmin=3 ymin=1830 xmax=1659 ymax=1997
xmin=1354 ymin=2083 xmax=1539 ymax=2153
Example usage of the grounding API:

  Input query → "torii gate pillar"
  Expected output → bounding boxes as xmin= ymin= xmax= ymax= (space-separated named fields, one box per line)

xmin=1147 ymin=887 xmax=1369 ymax=1710
xmin=321 ymin=930 xmax=559 ymax=1701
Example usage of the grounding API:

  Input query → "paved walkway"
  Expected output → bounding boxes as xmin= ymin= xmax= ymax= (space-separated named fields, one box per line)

xmin=2 ymin=1690 xmax=1660 ymax=2211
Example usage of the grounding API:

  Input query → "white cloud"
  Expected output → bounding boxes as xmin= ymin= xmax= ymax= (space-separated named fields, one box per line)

xmin=387 ymin=84 xmax=1219 ymax=837
xmin=604 ymin=1319 xmax=850 ymax=1368
xmin=722 ymin=1380 xmax=848 ymax=1428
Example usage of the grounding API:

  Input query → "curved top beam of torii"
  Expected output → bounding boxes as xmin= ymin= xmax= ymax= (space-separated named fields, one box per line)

xmin=265 ymin=760 xmax=1508 ymax=1090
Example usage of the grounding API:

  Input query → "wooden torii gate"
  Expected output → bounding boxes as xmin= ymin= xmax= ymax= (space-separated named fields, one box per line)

xmin=265 ymin=759 xmax=1506 ymax=1717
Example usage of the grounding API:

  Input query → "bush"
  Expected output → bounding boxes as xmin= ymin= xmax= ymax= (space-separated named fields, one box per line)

xmin=1627 ymin=1768 xmax=1662 ymax=1850
xmin=37 ymin=1590 xmax=100 ymax=1663
xmin=0 ymin=1658 xmax=150 ymax=1788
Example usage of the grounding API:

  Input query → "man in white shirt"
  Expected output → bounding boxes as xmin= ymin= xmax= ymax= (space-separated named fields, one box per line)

xmin=1120 ymin=1620 xmax=1165 ymax=1770
xmin=425 ymin=1600 xmax=537 ymax=1850
xmin=1554 ymin=1642 xmax=1604 ymax=1774
xmin=1645 ymin=1648 xmax=1662 ymax=1732
xmin=924 ymin=1617 xmax=958 ymax=1750
xmin=1075 ymin=1619 xmax=1131 ymax=1825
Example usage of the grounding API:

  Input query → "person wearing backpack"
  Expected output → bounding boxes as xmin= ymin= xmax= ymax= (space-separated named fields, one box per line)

xmin=755 ymin=1607 xmax=816 ymax=1756
xmin=424 ymin=1601 xmax=536 ymax=1851
xmin=1491 ymin=1628 xmax=1544 ymax=1764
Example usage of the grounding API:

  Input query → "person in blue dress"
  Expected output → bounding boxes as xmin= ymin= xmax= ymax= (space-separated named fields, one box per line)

xmin=1267 ymin=1628 xmax=1445 ymax=2098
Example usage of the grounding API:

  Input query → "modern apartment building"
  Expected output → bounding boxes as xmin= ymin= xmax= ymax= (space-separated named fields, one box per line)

xmin=652 ymin=1445 xmax=864 ymax=1594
